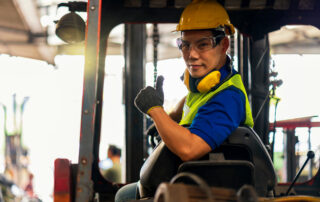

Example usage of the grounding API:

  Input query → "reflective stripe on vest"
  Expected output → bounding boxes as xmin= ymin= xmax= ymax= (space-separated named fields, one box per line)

xmin=179 ymin=74 xmax=254 ymax=127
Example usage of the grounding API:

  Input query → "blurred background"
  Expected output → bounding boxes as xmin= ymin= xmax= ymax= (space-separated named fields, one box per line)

xmin=0 ymin=0 xmax=320 ymax=201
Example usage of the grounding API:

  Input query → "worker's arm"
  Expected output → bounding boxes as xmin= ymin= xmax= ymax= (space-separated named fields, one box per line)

xmin=148 ymin=107 xmax=211 ymax=162
xmin=145 ymin=95 xmax=185 ymax=148
xmin=134 ymin=76 xmax=211 ymax=161
xmin=168 ymin=96 xmax=186 ymax=122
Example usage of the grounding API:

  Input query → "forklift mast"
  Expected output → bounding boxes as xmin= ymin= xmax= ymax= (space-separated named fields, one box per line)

xmin=53 ymin=1 xmax=320 ymax=201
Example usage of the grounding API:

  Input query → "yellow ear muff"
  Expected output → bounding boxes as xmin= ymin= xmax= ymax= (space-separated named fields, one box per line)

xmin=197 ymin=70 xmax=221 ymax=93
xmin=183 ymin=68 xmax=190 ymax=91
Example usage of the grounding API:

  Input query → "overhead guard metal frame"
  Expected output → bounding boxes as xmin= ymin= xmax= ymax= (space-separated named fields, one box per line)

xmin=76 ymin=0 xmax=320 ymax=201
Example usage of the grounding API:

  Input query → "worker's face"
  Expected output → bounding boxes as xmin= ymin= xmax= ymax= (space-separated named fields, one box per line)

xmin=180 ymin=30 xmax=229 ymax=78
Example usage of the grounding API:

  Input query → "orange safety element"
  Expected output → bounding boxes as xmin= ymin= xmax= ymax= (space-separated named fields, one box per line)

xmin=54 ymin=158 xmax=72 ymax=202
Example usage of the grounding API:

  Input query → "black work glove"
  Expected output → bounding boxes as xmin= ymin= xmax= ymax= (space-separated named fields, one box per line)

xmin=134 ymin=76 xmax=164 ymax=114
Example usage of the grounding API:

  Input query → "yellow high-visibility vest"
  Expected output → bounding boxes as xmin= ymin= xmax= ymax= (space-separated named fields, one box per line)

xmin=179 ymin=74 xmax=254 ymax=127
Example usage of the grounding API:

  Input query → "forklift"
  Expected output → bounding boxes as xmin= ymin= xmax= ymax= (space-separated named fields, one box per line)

xmin=53 ymin=0 xmax=320 ymax=201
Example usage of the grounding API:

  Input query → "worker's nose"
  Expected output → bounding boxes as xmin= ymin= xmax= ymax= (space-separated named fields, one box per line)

xmin=188 ymin=46 xmax=199 ymax=59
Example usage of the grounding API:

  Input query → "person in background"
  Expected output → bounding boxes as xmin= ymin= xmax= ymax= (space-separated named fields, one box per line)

xmin=102 ymin=145 xmax=122 ymax=183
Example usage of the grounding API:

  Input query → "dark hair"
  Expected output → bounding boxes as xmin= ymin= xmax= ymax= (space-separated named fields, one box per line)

xmin=108 ymin=145 xmax=121 ymax=156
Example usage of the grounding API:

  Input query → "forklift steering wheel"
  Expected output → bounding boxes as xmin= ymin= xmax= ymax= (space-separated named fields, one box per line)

xmin=146 ymin=123 xmax=161 ymax=148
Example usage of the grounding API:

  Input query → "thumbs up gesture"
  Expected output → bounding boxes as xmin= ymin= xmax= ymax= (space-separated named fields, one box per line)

xmin=134 ymin=76 xmax=164 ymax=114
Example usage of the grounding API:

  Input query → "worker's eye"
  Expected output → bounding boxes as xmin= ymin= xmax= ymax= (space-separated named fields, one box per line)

xmin=176 ymin=38 xmax=190 ymax=51
xmin=181 ymin=42 xmax=190 ymax=50
xmin=196 ymin=38 xmax=213 ymax=51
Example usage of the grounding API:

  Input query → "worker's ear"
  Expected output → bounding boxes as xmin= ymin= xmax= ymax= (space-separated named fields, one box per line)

xmin=220 ymin=37 xmax=229 ymax=52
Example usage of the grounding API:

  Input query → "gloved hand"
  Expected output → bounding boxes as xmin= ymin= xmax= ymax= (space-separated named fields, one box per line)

xmin=134 ymin=76 xmax=164 ymax=114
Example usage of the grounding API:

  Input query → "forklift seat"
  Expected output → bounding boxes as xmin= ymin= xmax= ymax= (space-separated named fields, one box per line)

xmin=178 ymin=126 xmax=277 ymax=196
xmin=138 ymin=126 xmax=277 ymax=198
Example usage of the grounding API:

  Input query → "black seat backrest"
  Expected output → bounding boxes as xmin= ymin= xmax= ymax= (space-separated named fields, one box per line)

xmin=139 ymin=126 xmax=277 ymax=198
xmin=215 ymin=126 xmax=277 ymax=196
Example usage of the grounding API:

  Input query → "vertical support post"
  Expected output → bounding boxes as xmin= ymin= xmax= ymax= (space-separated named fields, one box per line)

xmin=284 ymin=128 xmax=297 ymax=182
xmin=76 ymin=0 xmax=102 ymax=201
xmin=229 ymin=33 xmax=235 ymax=64
xmin=124 ymin=24 xmax=146 ymax=183
xmin=237 ymin=33 xmax=250 ymax=94
xmin=308 ymin=127 xmax=313 ymax=179
xmin=250 ymin=35 xmax=270 ymax=144
xmin=237 ymin=32 xmax=242 ymax=76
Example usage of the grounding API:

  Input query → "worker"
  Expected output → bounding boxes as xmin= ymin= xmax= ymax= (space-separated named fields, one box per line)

xmin=102 ymin=145 xmax=122 ymax=183
xmin=115 ymin=0 xmax=253 ymax=201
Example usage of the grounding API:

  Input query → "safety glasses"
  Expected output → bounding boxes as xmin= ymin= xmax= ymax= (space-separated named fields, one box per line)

xmin=176 ymin=35 xmax=224 ymax=53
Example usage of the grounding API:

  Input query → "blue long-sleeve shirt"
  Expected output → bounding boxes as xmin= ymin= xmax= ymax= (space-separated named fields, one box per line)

xmin=188 ymin=64 xmax=246 ymax=150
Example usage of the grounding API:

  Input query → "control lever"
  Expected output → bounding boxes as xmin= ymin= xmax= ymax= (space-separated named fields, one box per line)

xmin=285 ymin=150 xmax=315 ymax=195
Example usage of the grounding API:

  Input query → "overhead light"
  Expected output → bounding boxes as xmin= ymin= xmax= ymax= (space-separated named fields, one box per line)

xmin=55 ymin=12 xmax=86 ymax=44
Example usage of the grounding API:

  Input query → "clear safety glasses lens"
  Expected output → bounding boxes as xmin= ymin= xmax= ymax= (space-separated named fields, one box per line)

xmin=176 ymin=36 xmax=224 ymax=53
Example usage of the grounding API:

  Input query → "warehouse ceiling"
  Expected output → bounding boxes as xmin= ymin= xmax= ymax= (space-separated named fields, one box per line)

xmin=0 ymin=0 xmax=56 ymax=64
xmin=269 ymin=25 xmax=320 ymax=54
xmin=0 ymin=0 xmax=319 ymax=65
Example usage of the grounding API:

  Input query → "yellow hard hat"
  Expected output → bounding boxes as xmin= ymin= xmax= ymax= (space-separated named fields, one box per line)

xmin=176 ymin=0 xmax=235 ymax=35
